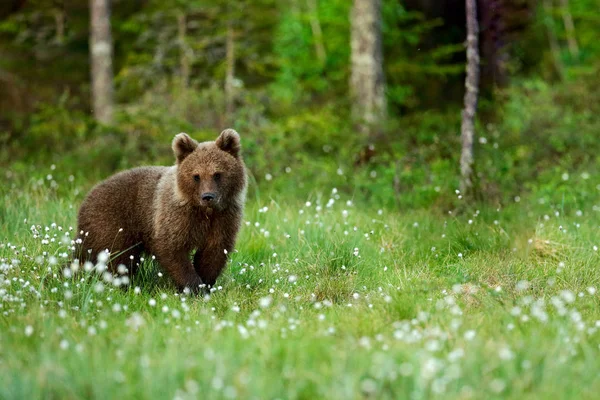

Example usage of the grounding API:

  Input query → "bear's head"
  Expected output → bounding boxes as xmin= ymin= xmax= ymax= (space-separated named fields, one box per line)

xmin=172 ymin=129 xmax=246 ymax=210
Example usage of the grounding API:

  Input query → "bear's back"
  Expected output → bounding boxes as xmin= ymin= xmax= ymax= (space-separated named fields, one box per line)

xmin=77 ymin=166 xmax=170 ymax=255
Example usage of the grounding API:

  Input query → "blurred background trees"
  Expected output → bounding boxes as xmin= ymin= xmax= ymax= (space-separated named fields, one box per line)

xmin=1 ymin=0 xmax=599 ymax=209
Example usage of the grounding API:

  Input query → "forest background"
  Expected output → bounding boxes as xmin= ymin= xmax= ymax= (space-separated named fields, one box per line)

xmin=1 ymin=0 xmax=598 ymax=209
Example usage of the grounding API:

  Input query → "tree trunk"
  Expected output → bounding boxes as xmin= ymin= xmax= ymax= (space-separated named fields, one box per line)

xmin=225 ymin=19 xmax=235 ymax=124
xmin=459 ymin=0 xmax=480 ymax=195
xmin=350 ymin=0 xmax=385 ymax=137
xmin=307 ymin=0 xmax=326 ymax=65
xmin=559 ymin=0 xmax=579 ymax=58
xmin=543 ymin=0 xmax=564 ymax=78
xmin=89 ymin=0 xmax=114 ymax=124
xmin=479 ymin=0 xmax=508 ymax=87
xmin=176 ymin=11 xmax=191 ymax=89
xmin=53 ymin=8 xmax=65 ymax=45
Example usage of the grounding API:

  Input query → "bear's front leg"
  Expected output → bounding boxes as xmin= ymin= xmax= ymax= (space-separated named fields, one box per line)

xmin=193 ymin=242 xmax=231 ymax=288
xmin=155 ymin=250 xmax=205 ymax=294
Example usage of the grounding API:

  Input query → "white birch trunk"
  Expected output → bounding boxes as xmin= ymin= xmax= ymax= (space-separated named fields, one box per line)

xmin=459 ymin=0 xmax=480 ymax=194
xmin=89 ymin=0 xmax=114 ymax=124
xmin=350 ymin=0 xmax=385 ymax=135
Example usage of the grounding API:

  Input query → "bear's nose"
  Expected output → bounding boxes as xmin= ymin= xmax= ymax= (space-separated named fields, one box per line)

xmin=201 ymin=192 xmax=216 ymax=202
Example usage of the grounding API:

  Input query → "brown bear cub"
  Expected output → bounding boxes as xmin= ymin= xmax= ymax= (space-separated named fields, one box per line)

xmin=76 ymin=129 xmax=247 ymax=293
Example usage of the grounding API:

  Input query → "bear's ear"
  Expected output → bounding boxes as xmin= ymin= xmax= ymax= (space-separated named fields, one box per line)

xmin=172 ymin=133 xmax=198 ymax=164
xmin=215 ymin=129 xmax=241 ymax=158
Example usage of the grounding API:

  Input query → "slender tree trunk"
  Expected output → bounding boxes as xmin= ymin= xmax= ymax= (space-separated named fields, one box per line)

xmin=559 ymin=0 xmax=579 ymax=58
xmin=176 ymin=11 xmax=191 ymax=89
xmin=53 ymin=8 xmax=65 ymax=44
xmin=307 ymin=0 xmax=326 ymax=65
xmin=89 ymin=0 xmax=114 ymax=124
xmin=459 ymin=0 xmax=480 ymax=195
xmin=479 ymin=0 xmax=508 ymax=86
xmin=225 ymin=18 xmax=236 ymax=124
xmin=543 ymin=0 xmax=564 ymax=77
xmin=290 ymin=0 xmax=300 ymax=15
xmin=350 ymin=0 xmax=385 ymax=137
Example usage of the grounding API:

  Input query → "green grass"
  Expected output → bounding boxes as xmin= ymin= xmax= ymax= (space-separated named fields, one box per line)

xmin=1 ymin=167 xmax=600 ymax=399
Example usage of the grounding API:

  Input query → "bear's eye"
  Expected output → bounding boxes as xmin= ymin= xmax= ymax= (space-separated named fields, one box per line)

xmin=193 ymin=174 xmax=200 ymax=182
xmin=213 ymin=173 xmax=222 ymax=182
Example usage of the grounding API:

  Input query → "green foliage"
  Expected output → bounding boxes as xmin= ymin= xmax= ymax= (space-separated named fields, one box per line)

xmin=27 ymin=94 xmax=89 ymax=152
xmin=0 ymin=93 xmax=92 ymax=166
xmin=4 ymin=62 xmax=600 ymax=212
xmin=549 ymin=0 xmax=600 ymax=64
xmin=1 ymin=0 xmax=600 ymax=211
xmin=113 ymin=0 xmax=278 ymax=102
xmin=478 ymin=69 xmax=600 ymax=205
xmin=270 ymin=0 xmax=350 ymax=109
xmin=382 ymin=1 xmax=464 ymax=111
xmin=268 ymin=0 xmax=466 ymax=112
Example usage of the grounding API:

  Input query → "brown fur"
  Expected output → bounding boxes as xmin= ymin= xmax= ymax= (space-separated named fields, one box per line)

xmin=76 ymin=129 xmax=247 ymax=293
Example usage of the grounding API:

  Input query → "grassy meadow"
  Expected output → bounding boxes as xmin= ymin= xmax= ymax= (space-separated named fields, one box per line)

xmin=1 ymin=165 xmax=600 ymax=399
xmin=2 ymin=0 xmax=600 ymax=398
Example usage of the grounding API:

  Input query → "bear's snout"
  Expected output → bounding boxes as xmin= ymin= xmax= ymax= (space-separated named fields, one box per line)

xmin=201 ymin=192 xmax=216 ymax=202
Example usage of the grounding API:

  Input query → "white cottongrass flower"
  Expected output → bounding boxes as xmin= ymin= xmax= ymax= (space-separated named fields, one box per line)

xmin=447 ymin=348 xmax=464 ymax=362
xmin=420 ymin=357 xmax=442 ymax=380
xmin=259 ymin=296 xmax=272 ymax=308
xmin=97 ymin=250 xmax=109 ymax=264
xmin=498 ymin=346 xmax=514 ymax=360
xmin=490 ymin=379 xmax=506 ymax=393
xmin=237 ymin=325 xmax=249 ymax=339
xmin=516 ymin=280 xmax=530 ymax=291
xmin=560 ymin=290 xmax=575 ymax=304
xmin=125 ymin=312 xmax=146 ymax=331
xmin=360 ymin=378 xmax=377 ymax=395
